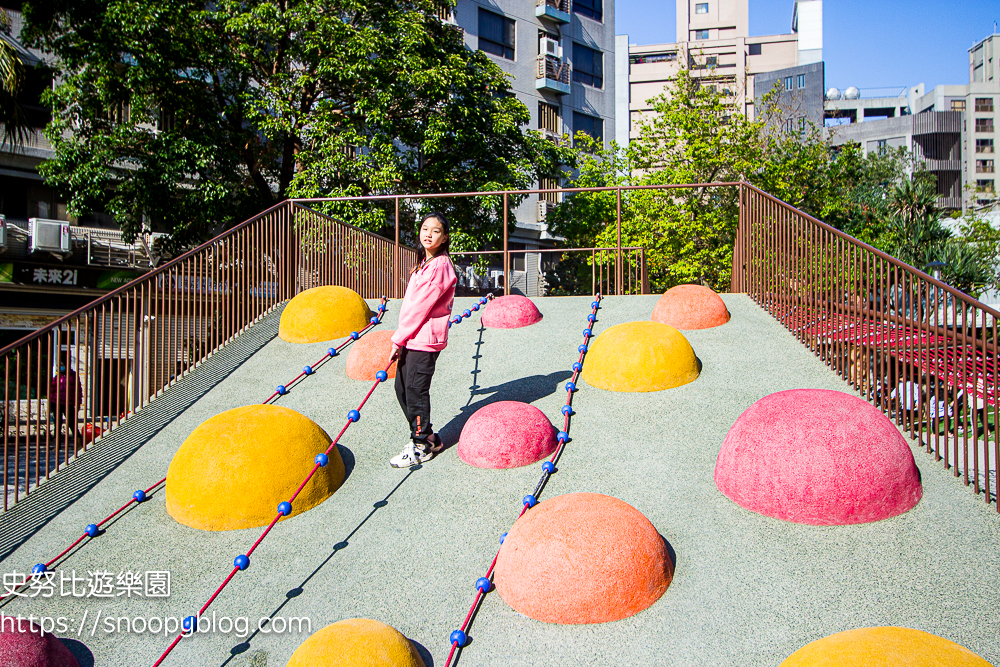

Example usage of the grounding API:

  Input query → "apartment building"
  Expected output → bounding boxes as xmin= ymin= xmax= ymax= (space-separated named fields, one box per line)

xmin=827 ymin=34 xmax=1000 ymax=213
xmin=453 ymin=0 xmax=615 ymax=263
xmin=618 ymin=0 xmax=822 ymax=143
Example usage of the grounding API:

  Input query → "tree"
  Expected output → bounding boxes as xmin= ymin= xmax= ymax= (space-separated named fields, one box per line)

xmin=23 ymin=0 xmax=571 ymax=250
xmin=0 ymin=8 xmax=32 ymax=148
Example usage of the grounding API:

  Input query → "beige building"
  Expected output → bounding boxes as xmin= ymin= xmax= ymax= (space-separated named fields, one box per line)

xmin=616 ymin=0 xmax=822 ymax=143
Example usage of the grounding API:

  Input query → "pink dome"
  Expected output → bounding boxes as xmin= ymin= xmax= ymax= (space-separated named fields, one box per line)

xmin=652 ymin=284 xmax=730 ymax=330
xmin=481 ymin=295 xmax=542 ymax=329
xmin=0 ymin=622 xmax=80 ymax=667
xmin=715 ymin=389 xmax=922 ymax=525
xmin=346 ymin=330 xmax=397 ymax=381
xmin=457 ymin=401 xmax=558 ymax=468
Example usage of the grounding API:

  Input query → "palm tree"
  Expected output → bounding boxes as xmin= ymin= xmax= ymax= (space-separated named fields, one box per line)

xmin=0 ymin=8 xmax=30 ymax=149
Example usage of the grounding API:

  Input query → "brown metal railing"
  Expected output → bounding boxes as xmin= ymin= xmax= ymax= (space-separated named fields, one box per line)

xmin=1 ymin=201 xmax=418 ymax=510
xmin=451 ymin=247 xmax=648 ymax=296
xmin=733 ymin=182 xmax=1000 ymax=509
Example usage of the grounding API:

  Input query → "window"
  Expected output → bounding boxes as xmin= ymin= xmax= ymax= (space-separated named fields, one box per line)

xmin=629 ymin=52 xmax=676 ymax=64
xmin=977 ymin=138 xmax=995 ymax=153
xmin=695 ymin=2 xmax=709 ymax=13
xmin=976 ymin=117 xmax=995 ymax=133
xmin=478 ymin=9 xmax=514 ymax=60
xmin=876 ymin=139 xmax=888 ymax=151
xmin=573 ymin=0 xmax=601 ymax=21
xmin=797 ymin=74 xmax=805 ymax=89
xmin=976 ymin=97 xmax=994 ymax=112
xmin=977 ymin=179 xmax=995 ymax=192
xmin=573 ymin=112 xmax=603 ymax=145
xmin=573 ymin=43 xmax=603 ymax=88
xmin=978 ymin=159 xmax=995 ymax=173
xmin=798 ymin=117 xmax=807 ymax=131
xmin=784 ymin=118 xmax=794 ymax=133
xmin=748 ymin=43 xmax=762 ymax=56
xmin=694 ymin=29 xmax=710 ymax=39
xmin=538 ymin=102 xmax=560 ymax=133
xmin=539 ymin=177 xmax=560 ymax=203
xmin=951 ymin=99 xmax=967 ymax=111
xmin=784 ymin=76 xmax=793 ymax=90
xmin=706 ymin=55 xmax=717 ymax=68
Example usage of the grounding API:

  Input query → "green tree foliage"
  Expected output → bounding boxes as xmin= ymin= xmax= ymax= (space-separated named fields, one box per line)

xmin=23 ymin=0 xmax=571 ymax=249
xmin=0 ymin=8 xmax=32 ymax=148
xmin=547 ymin=66 xmax=997 ymax=297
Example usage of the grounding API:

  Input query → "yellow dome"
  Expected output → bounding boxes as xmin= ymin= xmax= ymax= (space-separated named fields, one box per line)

xmin=286 ymin=619 xmax=426 ymax=667
xmin=581 ymin=321 xmax=699 ymax=392
xmin=166 ymin=405 xmax=344 ymax=531
xmin=279 ymin=286 xmax=373 ymax=343
xmin=780 ymin=627 xmax=991 ymax=667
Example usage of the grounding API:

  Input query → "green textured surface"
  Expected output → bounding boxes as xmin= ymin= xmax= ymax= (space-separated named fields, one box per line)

xmin=0 ymin=295 xmax=997 ymax=667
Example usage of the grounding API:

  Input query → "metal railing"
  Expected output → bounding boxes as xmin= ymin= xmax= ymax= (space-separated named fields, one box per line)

xmin=451 ymin=247 xmax=648 ymax=297
xmin=536 ymin=54 xmax=571 ymax=84
xmin=733 ymin=182 xmax=999 ymax=509
xmin=2 ymin=201 xmax=418 ymax=510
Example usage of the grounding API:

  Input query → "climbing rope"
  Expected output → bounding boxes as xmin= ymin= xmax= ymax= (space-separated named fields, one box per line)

xmin=442 ymin=294 xmax=602 ymax=667
xmin=0 ymin=296 xmax=391 ymax=604
xmin=150 ymin=293 xmax=494 ymax=666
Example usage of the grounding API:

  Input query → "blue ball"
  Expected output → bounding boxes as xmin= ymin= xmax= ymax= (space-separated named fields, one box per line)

xmin=276 ymin=385 xmax=287 ymax=395
xmin=561 ymin=405 xmax=573 ymax=416
xmin=448 ymin=321 xmax=453 ymax=329
xmin=347 ymin=409 xmax=360 ymax=422
xmin=183 ymin=616 xmax=197 ymax=633
xmin=591 ymin=301 xmax=600 ymax=309
xmin=375 ymin=370 xmax=388 ymax=382
xmin=500 ymin=532 xmax=507 ymax=544
xmin=542 ymin=461 xmax=556 ymax=474
xmin=277 ymin=501 xmax=292 ymax=516
xmin=234 ymin=555 xmax=250 ymax=571
xmin=32 ymin=563 xmax=47 ymax=575
xmin=463 ymin=309 xmax=471 ymax=318
xmin=303 ymin=365 xmax=313 ymax=375
xmin=315 ymin=453 xmax=329 ymax=467
xmin=587 ymin=314 xmax=596 ymax=323
xmin=450 ymin=629 xmax=468 ymax=647
xmin=133 ymin=489 xmax=146 ymax=503
xmin=370 ymin=316 xmax=379 ymax=325
xmin=565 ymin=382 xmax=576 ymax=392
xmin=583 ymin=328 xmax=592 ymax=338
xmin=378 ymin=304 xmax=386 ymax=312
xmin=350 ymin=331 xmax=359 ymax=340
xmin=455 ymin=315 xmax=463 ymax=323
xmin=572 ymin=362 xmax=582 ymax=372
xmin=480 ymin=297 xmax=488 ymax=304
xmin=85 ymin=524 xmax=99 ymax=538
xmin=328 ymin=347 xmax=339 ymax=357
xmin=557 ymin=431 xmax=570 ymax=443
xmin=578 ymin=344 xmax=588 ymax=353
xmin=475 ymin=577 xmax=491 ymax=593
xmin=472 ymin=304 xmax=479 ymax=311
xmin=523 ymin=494 xmax=538 ymax=508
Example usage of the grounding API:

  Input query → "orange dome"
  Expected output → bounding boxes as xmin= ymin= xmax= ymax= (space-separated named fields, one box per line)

xmin=346 ymin=330 xmax=397 ymax=381
xmin=652 ymin=284 xmax=730 ymax=330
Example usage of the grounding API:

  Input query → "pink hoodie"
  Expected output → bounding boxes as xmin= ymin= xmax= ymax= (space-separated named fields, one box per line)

xmin=391 ymin=254 xmax=458 ymax=352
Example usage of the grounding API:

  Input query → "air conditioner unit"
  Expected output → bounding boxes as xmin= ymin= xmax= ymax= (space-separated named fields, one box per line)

xmin=537 ymin=200 xmax=556 ymax=222
xmin=540 ymin=37 xmax=562 ymax=58
xmin=0 ymin=215 xmax=6 ymax=250
xmin=29 ymin=218 xmax=71 ymax=254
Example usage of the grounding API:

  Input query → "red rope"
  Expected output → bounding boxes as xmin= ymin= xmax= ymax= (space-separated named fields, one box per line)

xmin=443 ymin=295 xmax=600 ymax=667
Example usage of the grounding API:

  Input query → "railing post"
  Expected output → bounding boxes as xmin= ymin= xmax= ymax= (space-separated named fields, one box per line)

xmin=394 ymin=196 xmax=400 ymax=299
xmin=284 ymin=201 xmax=296 ymax=300
xmin=503 ymin=192 xmax=510 ymax=296
xmin=733 ymin=182 xmax=745 ymax=293
xmin=641 ymin=247 xmax=649 ymax=294
xmin=616 ymin=187 xmax=622 ymax=296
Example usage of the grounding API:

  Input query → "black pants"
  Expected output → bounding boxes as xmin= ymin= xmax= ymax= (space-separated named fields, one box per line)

xmin=394 ymin=348 xmax=439 ymax=444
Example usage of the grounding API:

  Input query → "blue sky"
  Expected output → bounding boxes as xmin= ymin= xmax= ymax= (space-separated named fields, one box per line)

xmin=617 ymin=0 xmax=1000 ymax=91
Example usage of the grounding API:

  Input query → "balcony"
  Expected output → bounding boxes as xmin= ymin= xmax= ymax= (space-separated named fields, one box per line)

xmin=536 ymin=55 xmax=571 ymax=95
xmin=536 ymin=0 xmax=571 ymax=23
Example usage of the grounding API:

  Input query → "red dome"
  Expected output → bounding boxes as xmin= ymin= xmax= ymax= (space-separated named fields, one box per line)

xmin=346 ymin=330 xmax=397 ymax=381
xmin=457 ymin=401 xmax=557 ymax=468
xmin=0 ymin=622 xmax=80 ymax=667
xmin=481 ymin=295 xmax=542 ymax=329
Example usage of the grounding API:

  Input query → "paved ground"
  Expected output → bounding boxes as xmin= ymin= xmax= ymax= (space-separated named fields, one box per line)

xmin=0 ymin=294 xmax=998 ymax=667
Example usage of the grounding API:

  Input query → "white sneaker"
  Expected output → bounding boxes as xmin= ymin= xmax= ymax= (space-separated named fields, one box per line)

xmin=390 ymin=442 xmax=433 ymax=468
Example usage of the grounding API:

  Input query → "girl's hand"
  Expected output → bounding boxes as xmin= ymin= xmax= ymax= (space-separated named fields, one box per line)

xmin=389 ymin=343 xmax=400 ymax=361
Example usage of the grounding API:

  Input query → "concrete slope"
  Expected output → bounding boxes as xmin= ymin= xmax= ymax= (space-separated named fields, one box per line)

xmin=0 ymin=294 xmax=997 ymax=667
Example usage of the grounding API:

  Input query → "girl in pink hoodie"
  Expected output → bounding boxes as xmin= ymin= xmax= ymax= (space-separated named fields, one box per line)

xmin=388 ymin=212 xmax=458 ymax=468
